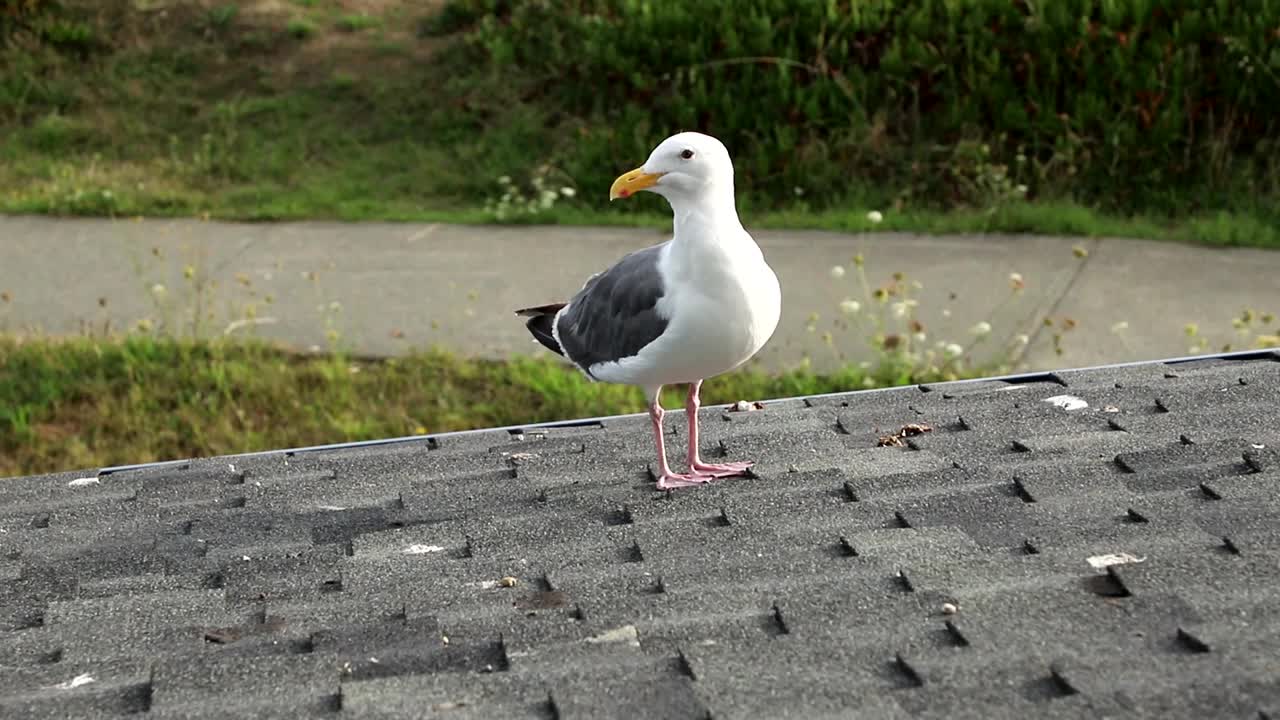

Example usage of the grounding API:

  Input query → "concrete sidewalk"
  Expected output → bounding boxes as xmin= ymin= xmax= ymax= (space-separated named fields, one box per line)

xmin=1 ymin=215 xmax=1276 ymax=372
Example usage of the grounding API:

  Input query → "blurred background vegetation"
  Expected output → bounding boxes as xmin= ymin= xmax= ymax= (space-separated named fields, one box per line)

xmin=2 ymin=0 xmax=1279 ymax=475
xmin=2 ymin=0 xmax=1277 ymax=238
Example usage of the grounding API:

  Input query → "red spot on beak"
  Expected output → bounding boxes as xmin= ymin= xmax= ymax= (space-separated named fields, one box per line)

xmin=618 ymin=189 xmax=631 ymax=198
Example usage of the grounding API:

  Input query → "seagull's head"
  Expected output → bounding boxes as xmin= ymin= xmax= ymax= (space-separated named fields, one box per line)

xmin=609 ymin=132 xmax=734 ymax=204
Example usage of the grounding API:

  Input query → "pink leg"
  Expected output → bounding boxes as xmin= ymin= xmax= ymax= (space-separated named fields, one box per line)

xmin=648 ymin=391 xmax=712 ymax=490
xmin=686 ymin=380 xmax=754 ymax=478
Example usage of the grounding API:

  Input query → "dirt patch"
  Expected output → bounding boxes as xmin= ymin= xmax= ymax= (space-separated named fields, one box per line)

xmin=82 ymin=0 xmax=450 ymax=88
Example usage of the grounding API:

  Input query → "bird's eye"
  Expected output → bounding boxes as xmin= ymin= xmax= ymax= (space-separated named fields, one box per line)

xmin=680 ymin=149 xmax=695 ymax=160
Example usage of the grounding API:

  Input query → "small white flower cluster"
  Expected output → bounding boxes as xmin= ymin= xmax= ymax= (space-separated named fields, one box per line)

xmin=824 ymin=252 xmax=1057 ymax=382
xmin=485 ymin=170 xmax=577 ymax=221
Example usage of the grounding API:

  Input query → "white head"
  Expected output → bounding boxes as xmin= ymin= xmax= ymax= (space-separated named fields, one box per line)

xmin=609 ymin=132 xmax=736 ymax=209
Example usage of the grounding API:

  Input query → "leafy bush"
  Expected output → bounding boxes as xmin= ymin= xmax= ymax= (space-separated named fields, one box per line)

xmin=445 ymin=0 xmax=1280 ymax=215
xmin=2 ymin=0 xmax=98 ymax=56
xmin=1 ymin=0 xmax=54 ymax=32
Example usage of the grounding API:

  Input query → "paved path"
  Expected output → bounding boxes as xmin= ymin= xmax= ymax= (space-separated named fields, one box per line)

xmin=1 ymin=215 xmax=1276 ymax=372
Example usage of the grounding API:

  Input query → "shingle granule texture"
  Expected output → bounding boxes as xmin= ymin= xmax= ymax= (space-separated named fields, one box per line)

xmin=2 ymin=352 xmax=1279 ymax=719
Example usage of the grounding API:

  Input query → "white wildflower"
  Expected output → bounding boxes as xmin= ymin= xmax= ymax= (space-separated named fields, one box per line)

xmin=559 ymin=187 xmax=576 ymax=197
xmin=866 ymin=210 xmax=883 ymax=224
xmin=150 ymin=284 xmax=166 ymax=297
xmin=891 ymin=302 xmax=909 ymax=318
xmin=1110 ymin=321 xmax=1129 ymax=334
xmin=944 ymin=343 xmax=964 ymax=358
xmin=969 ymin=321 xmax=992 ymax=337
xmin=839 ymin=299 xmax=861 ymax=315
xmin=497 ymin=175 xmax=511 ymax=185
xmin=829 ymin=265 xmax=846 ymax=279
xmin=1015 ymin=334 xmax=1030 ymax=346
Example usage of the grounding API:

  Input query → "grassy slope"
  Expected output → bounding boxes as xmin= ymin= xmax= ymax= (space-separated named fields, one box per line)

xmin=0 ymin=1 xmax=1276 ymax=248
xmin=0 ymin=336 xmax=957 ymax=478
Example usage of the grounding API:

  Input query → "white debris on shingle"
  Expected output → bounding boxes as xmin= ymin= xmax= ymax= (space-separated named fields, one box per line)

xmin=67 ymin=477 xmax=100 ymax=487
xmin=1086 ymin=552 xmax=1146 ymax=570
xmin=51 ymin=674 xmax=95 ymax=690
xmin=404 ymin=544 xmax=445 ymax=555
xmin=585 ymin=625 xmax=640 ymax=647
xmin=1044 ymin=395 xmax=1088 ymax=411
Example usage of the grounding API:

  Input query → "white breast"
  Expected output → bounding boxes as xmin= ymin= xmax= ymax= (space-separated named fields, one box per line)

xmin=588 ymin=227 xmax=781 ymax=388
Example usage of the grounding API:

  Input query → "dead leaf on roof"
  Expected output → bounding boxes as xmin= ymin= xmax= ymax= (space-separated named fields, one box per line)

xmin=877 ymin=422 xmax=934 ymax=447
xmin=729 ymin=400 xmax=766 ymax=412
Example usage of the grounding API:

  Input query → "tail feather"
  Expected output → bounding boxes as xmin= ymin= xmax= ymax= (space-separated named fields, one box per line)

xmin=514 ymin=303 xmax=566 ymax=357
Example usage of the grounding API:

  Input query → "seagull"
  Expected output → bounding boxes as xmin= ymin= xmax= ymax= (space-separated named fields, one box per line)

xmin=515 ymin=132 xmax=781 ymax=490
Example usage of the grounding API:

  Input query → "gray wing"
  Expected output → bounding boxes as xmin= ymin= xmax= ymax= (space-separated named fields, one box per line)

xmin=556 ymin=243 xmax=670 ymax=377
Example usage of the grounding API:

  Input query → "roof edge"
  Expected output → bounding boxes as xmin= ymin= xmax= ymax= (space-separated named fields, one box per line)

xmin=88 ymin=348 xmax=1278 ymax=477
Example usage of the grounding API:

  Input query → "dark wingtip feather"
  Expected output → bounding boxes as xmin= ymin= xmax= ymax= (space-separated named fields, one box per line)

xmin=515 ymin=303 xmax=566 ymax=356
xmin=514 ymin=302 xmax=567 ymax=318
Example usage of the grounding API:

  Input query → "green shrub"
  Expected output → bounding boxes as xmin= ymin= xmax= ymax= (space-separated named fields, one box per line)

xmin=286 ymin=17 xmax=316 ymax=39
xmin=2 ymin=0 xmax=98 ymax=56
xmin=444 ymin=0 xmax=1280 ymax=215
xmin=2 ymin=0 xmax=56 ymax=43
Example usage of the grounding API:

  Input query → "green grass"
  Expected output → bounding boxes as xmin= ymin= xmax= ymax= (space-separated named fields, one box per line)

xmin=1 ymin=1 xmax=1278 ymax=248
xmin=2 ymin=178 xmax=1276 ymax=249
xmin=334 ymin=14 xmax=379 ymax=32
xmin=0 ymin=336 xmax=975 ymax=478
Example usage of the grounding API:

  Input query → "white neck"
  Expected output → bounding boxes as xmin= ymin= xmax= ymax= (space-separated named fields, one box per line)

xmin=668 ymin=185 xmax=743 ymax=244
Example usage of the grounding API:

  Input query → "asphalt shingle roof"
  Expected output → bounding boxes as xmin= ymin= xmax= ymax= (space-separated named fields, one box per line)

xmin=2 ymin=351 xmax=1280 ymax=719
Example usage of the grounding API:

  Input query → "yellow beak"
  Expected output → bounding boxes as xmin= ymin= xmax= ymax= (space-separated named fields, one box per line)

xmin=609 ymin=167 xmax=664 ymax=201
